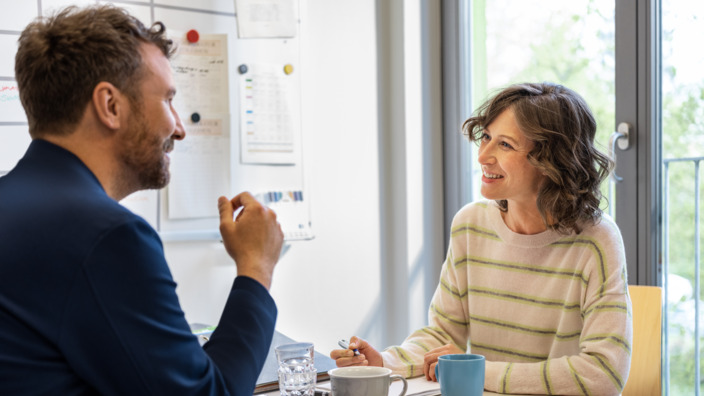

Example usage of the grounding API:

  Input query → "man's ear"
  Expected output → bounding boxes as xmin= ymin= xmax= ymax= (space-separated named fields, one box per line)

xmin=92 ymin=81 xmax=127 ymax=131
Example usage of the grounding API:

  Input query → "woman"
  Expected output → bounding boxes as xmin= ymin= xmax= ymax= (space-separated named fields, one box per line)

xmin=331 ymin=83 xmax=632 ymax=395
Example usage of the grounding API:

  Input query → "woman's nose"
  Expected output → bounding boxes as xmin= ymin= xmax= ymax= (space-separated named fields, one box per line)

xmin=477 ymin=142 xmax=494 ymax=165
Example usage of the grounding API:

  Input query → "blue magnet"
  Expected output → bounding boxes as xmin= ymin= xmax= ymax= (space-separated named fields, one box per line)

xmin=190 ymin=112 xmax=201 ymax=123
xmin=238 ymin=64 xmax=248 ymax=74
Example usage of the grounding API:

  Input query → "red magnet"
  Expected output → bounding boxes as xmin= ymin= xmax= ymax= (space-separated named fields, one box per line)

xmin=186 ymin=29 xmax=200 ymax=43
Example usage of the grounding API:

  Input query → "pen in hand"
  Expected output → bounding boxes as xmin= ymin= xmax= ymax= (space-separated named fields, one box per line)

xmin=338 ymin=339 xmax=360 ymax=356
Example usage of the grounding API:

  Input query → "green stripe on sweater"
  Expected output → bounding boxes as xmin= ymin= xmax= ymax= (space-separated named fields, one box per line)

xmin=566 ymin=357 xmax=590 ymax=395
xmin=467 ymin=285 xmax=581 ymax=311
xmin=454 ymin=255 xmax=588 ymax=286
xmin=550 ymin=237 xmax=608 ymax=297
xmin=582 ymin=333 xmax=631 ymax=353
xmin=470 ymin=314 xmax=581 ymax=339
xmin=583 ymin=302 xmax=628 ymax=319
xmin=388 ymin=346 xmax=416 ymax=378
xmin=542 ymin=360 xmax=553 ymax=394
xmin=590 ymin=353 xmax=624 ymax=391
xmin=502 ymin=363 xmax=514 ymax=394
xmin=431 ymin=304 xmax=469 ymax=327
xmin=440 ymin=277 xmax=465 ymax=299
xmin=471 ymin=342 xmax=548 ymax=362
xmin=451 ymin=223 xmax=502 ymax=241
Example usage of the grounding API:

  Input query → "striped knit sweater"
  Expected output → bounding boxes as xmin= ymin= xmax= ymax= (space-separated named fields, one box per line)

xmin=381 ymin=200 xmax=632 ymax=395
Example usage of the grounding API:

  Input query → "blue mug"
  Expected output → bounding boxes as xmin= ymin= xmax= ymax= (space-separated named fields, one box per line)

xmin=434 ymin=354 xmax=485 ymax=396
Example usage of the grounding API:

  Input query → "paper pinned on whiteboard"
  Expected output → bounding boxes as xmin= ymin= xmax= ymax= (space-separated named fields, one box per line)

xmin=167 ymin=32 xmax=231 ymax=220
xmin=234 ymin=0 xmax=297 ymax=38
xmin=171 ymin=34 xmax=230 ymax=116
xmin=168 ymin=115 xmax=231 ymax=219
xmin=239 ymin=63 xmax=298 ymax=165
xmin=0 ymin=82 xmax=26 ymax=123
xmin=255 ymin=190 xmax=313 ymax=240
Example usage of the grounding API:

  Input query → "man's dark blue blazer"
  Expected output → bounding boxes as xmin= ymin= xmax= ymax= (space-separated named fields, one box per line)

xmin=0 ymin=139 xmax=277 ymax=395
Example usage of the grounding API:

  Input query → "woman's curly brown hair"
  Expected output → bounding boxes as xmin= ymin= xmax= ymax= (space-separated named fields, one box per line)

xmin=463 ymin=82 xmax=614 ymax=234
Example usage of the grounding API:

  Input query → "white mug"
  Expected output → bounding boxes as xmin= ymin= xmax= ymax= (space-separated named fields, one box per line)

xmin=328 ymin=366 xmax=407 ymax=396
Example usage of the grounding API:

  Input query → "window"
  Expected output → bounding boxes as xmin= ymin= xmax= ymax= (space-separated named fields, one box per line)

xmin=661 ymin=1 xmax=704 ymax=394
xmin=467 ymin=0 xmax=615 ymax=206
xmin=445 ymin=0 xmax=704 ymax=393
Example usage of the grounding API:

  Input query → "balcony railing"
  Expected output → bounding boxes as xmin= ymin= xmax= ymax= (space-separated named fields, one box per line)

xmin=663 ymin=156 xmax=703 ymax=396
xmin=608 ymin=156 xmax=703 ymax=395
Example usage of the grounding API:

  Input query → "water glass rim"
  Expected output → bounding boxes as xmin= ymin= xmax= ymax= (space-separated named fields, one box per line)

xmin=275 ymin=342 xmax=314 ymax=352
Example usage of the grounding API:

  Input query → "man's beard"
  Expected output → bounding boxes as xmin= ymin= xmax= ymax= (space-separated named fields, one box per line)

xmin=119 ymin=107 xmax=174 ymax=191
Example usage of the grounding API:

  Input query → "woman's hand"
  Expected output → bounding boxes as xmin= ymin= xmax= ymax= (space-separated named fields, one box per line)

xmin=423 ymin=344 xmax=464 ymax=381
xmin=329 ymin=336 xmax=384 ymax=368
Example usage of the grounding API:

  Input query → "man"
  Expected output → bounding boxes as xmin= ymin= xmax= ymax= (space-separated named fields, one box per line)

xmin=0 ymin=5 xmax=283 ymax=395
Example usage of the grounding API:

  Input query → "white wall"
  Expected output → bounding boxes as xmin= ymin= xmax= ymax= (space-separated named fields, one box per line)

xmin=167 ymin=0 xmax=384 ymax=355
xmin=271 ymin=0 xmax=384 ymax=353
xmin=166 ymin=0 xmax=446 ymax=357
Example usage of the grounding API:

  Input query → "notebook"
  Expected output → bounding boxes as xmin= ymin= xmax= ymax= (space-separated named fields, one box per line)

xmin=190 ymin=324 xmax=337 ymax=394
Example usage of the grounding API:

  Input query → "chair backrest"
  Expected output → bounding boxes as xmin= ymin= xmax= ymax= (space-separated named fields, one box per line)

xmin=622 ymin=285 xmax=662 ymax=396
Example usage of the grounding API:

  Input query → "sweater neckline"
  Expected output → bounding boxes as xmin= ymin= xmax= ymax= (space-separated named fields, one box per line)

xmin=486 ymin=200 xmax=566 ymax=247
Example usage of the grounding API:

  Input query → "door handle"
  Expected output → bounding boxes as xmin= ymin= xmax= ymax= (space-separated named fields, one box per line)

xmin=609 ymin=122 xmax=630 ymax=182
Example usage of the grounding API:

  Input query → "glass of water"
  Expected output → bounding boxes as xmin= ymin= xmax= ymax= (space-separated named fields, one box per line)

xmin=275 ymin=342 xmax=317 ymax=396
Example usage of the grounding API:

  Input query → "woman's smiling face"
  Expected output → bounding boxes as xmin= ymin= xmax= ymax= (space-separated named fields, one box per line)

xmin=477 ymin=107 xmax=546 ymax=206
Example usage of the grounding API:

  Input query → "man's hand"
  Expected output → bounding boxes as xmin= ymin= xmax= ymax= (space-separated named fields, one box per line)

xmin=218 ymin=192 xmax=283 ymax=289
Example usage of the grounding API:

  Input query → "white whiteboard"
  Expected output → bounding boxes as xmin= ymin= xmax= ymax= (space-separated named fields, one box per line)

xmin=0 ymin=0 xmax=312 ymax=242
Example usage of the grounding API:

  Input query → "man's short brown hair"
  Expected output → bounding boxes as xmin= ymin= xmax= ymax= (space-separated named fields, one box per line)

xmin=15 ymin=5 xmax=175 ymax=137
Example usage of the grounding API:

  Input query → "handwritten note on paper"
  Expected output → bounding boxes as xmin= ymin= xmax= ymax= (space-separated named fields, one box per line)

xmin=168 ymin=117 xmax=230 ymax=219
xmin=239 ymin=64 xmax=298 ymax=165
xmin=167 ymin=33 xmax=231 ymax=220
xmin=0 ymin=82 xmax=27 ymax=123
xmin=171 ymin=36 xmax=229 ymax=116
xmin=234 ymin=0 xmax=296 ymax=38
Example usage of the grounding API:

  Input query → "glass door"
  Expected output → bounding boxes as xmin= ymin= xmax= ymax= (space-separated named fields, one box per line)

xmin=467 ymin=0 xmax=616 ymax=208
xmin=660 ymin=1 xmax=704 ymax=394
xmin=446 ymin=1 xmax=702 ymax=394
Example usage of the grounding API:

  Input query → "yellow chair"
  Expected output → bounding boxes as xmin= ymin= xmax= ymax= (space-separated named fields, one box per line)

xmin=622 ymin=285 xmax=663 ymax=396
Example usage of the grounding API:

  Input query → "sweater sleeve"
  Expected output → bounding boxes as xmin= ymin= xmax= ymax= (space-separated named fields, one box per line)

xmin=485 ymin=226 xmax=632 ymax=396
xmin=381 ymin=243 xmax=471 ymax=378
